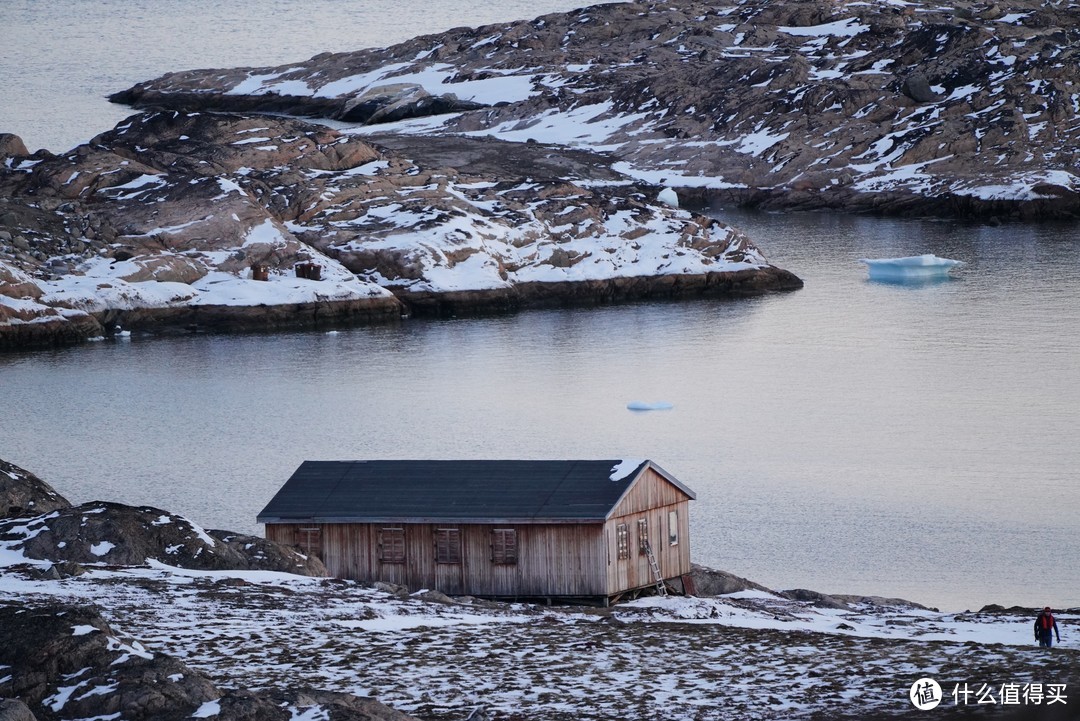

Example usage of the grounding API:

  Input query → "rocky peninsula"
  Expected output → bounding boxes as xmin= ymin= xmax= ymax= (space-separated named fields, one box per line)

xmin=0 ymin=110 xmax=798 ymax=351
xmin=112 ymin=0 xmax=1080 ymax=219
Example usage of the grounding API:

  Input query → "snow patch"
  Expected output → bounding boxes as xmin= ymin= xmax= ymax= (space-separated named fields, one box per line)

xmin=778 ymin=18 xmax=869 ymax=37
xmin=90 ymin=542 xmax=115 ymax=557
xmin=609 ymin=459 xmax=645 ymax=482
xmin=192 ymin=700 xmax=222 ymax=718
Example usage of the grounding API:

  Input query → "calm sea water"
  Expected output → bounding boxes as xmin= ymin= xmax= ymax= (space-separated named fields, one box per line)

xmin=0 ymin=0 xmax=594 ymax=153
xmin=2 ymin=1 xmax=1079 ymax=611
xmin=4 ymin=211 xmax=1079 ymax=611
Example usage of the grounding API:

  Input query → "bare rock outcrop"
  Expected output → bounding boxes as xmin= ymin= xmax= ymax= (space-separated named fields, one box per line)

xmin=0 ymin=501 xmax=326 ymax=576
xmin=0 ymin=458 xmax=70 ymax=519
xmin=0 ymin=603 xmax=218 ymax=720
xmin=690 ymin=563 xmax=773 ymax=596
xmin=113 ymin=0 xmax=1080 ymax=219
xmin=0 ymin=457 xmax=325 ymax=575
xmin=0 ymin=134 xmax=29 ymax=161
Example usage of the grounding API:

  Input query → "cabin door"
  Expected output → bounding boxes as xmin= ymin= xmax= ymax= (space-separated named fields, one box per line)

xmin=434 ymin=527 xmax=465 ymax=595
xmin=298 ymin=526 xmax=322 ymax=561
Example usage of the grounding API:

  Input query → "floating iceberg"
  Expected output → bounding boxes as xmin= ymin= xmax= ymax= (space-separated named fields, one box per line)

xmin=859 ymin=254 xmax=964 ymax=282
xmin=627 ymin=401 xmax=674 ymax=411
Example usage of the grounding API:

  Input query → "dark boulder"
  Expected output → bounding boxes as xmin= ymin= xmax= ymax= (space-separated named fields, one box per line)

xmin=0 ymin=458 xmax=70 ymax=519
xmin=780 ymin=588 xmax=851 ymax=610
xmin=900 ymin=73 xmax=940 ymax=103
xmin=0 ymin=699 xmax=37 ymax=721
xmin=0 ymin=501 xmax=325 ymax=576
xmin=690 ymin=564 xmax=775 ymax=596
xmin=208 ymin=528 xmax=327 ymax=576
xmin=0 ymin=134 xmax=29 ymax=161
xmin=0 ymin=602 xmax=218 ymax=719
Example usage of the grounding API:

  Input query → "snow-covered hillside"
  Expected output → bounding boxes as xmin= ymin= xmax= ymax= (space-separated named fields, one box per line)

xmin=114 ymin=0 xmax=1080 ymax=218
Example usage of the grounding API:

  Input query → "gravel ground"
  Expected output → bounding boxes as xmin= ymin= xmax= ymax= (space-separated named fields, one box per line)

xmin=3 ymin=565 xmax=1077 ymax=721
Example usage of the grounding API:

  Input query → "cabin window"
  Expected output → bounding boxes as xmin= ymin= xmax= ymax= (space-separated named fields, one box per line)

xmin=435 ymin=528 xmax=462 ymax=564
xmin=637 ymin=518 xmax=650 ymax=554
xmin=616 ymin=523 xmax=629 ymax=560
xmin=379 ymin=527 xmax=405 ymax=564
xmin=669 ymin=510 xmax=679 ymax=546
xmin=298 ymin=526 xmax=322 ymax=557
xmin=491 ymin=528 xmax=518 ymax=565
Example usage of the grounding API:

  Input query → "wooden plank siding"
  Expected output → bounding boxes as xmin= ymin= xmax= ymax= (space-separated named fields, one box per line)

xmin=268 ymin=522 xmax=608 ymax=597
xmin=603 ymin=500 xmax=691 ymax=594
xmin=604 ymin=467 xmax=693 ymax=594
xmin=609 ymin=467 xmax=690 ymax=518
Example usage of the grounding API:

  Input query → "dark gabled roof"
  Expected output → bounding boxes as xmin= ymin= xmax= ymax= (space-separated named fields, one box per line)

xmin=256 ymin=459 xmax=694 ymax=524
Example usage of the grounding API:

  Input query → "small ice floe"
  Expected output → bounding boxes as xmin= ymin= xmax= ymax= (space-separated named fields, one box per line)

xmin=325 ymin=330 xmax=340 ymax=335
xmin=657 ymin=187 xmax=679 ymax=208
xmin=113 ymin=324 xmax=131 ymax=338
xmin=627 ymin=401 xmax=674 ymax=411
xmin=859 ymin=254 xmax=964 ymax=282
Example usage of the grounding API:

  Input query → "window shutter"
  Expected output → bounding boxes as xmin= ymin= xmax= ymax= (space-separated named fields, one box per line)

xmin=435 ymin=528 xmax=462 ymax=564
xmin=492 ymin=529 xmax=518 ymax=564
xmin=379 ymin=527 xmax=405 ymax=563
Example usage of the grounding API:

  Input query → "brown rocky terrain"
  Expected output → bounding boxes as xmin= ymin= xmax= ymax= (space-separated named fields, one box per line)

xmin=3 ymin=565 xmax=1076 ymax=721
xmin=112 ymin=0 xmax=1080 ymax=220
xmin=0 ymin=458 xmax=70 ymax=519
xmin=0 ymin=602 xmax=416 ymax=721
xmin=0 ymin=112 xmax=799 ymax=351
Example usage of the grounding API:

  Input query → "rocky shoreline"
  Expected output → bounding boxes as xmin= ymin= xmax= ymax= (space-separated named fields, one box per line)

xmin=7 ymin=0 xmax=1080 ymax=350
xmin=0 ymin=112 xmax=801 ymax=352
xmin=1 ymin=457 xmax=1076 ymax=721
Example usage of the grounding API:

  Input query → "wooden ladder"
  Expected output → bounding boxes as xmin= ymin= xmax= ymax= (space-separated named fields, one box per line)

xmin=643 ymin=541 xmax=668 ymax=597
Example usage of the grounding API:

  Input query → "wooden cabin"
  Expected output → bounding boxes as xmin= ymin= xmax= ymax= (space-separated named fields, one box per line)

xmin=257 ymin=459 xmax=695 ymax=604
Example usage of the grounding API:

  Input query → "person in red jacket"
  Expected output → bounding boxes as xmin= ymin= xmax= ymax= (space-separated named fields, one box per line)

xmin=1035 ymin=607 xmax=1061 ymax=648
